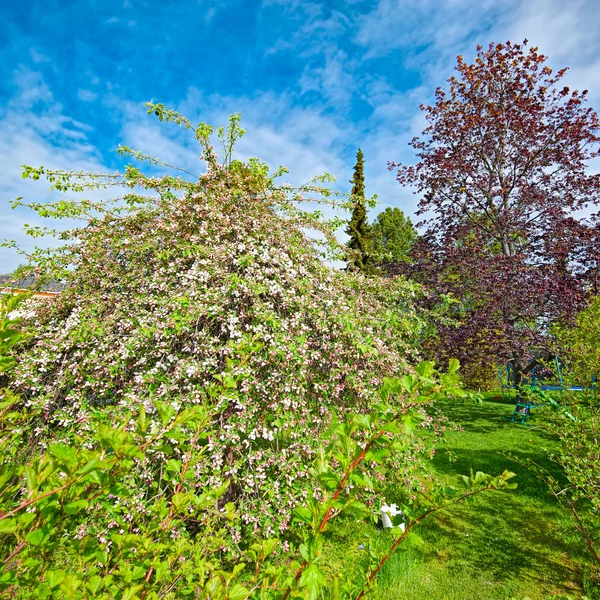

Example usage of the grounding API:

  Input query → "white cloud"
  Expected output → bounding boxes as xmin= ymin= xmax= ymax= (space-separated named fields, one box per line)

xmin=12 ymin=67 xmax=53 ymax=108
xmin=299 ymin=49 xmax=356 ymax=108
xmin=349 ymin=0 xmax=600 ymax=224
xmin=5 ymin=0 xmax=600 ymax=274
xmin=175 ymin=88 xmax=348 ymax=185
xmin=29 ymin=49 xmax=50 ymax=64
xmin=203 ymin=6 xmax=216 ymax=22
xmin=77 ymin=89 xmax=98 ymax=102
xmin=0 ymin=69 xmax=107 ymax=274
xmin=508 ymin=0 xmax=600 ymax=104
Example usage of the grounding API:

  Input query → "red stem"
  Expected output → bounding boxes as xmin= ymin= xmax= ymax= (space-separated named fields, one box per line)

xmin=280 ymin=432 xmax=385 ymax=600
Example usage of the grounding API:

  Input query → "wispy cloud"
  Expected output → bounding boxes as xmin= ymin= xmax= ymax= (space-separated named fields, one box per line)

xmin=2 ymin=0 xmax=600 ymax=273
xmin=77 ymin=89 xmax=99 ymax=102
xmin=508 ymin=0 xmax=600 ymax=103
xmin=0 ymin=69 xmax=106 ymax=272
xmin=29 ymin=48 xmax=50 ymax=64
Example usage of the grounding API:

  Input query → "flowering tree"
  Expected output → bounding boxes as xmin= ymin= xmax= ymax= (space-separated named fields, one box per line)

xmin=0 ymin=105 xmax=519 ymax=598
xmin=391 ymin=40 xmax=600 ymax=390
xmin=5 ymin=105 xmax=439 ymax=537
xmin=0 ymin=301 xmax=515 ymax=598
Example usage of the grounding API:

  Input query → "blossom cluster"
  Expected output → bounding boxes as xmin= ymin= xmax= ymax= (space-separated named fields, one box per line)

xmin=10 ymin=161 xmax=432 ymax=534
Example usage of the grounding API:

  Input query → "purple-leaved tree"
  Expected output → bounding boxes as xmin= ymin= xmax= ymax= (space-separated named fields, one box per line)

xmin=391 ymin=40 xmax=600 ymax=392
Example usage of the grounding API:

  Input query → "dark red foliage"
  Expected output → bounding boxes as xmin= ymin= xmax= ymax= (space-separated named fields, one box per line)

xmin=390 ymin=41 xmax=600 ymax=385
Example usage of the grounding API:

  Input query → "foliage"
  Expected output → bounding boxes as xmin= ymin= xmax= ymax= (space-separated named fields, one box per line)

xmin=390 ymin=40 xmax=600 ymax=388
xmin=345 ymin=149 xmax=371 ymax=273
xmin=555 ymin=296 xmax=600 ymax=387
xmin=423 ymin=326 xmax=500 ymax=391
xmin=0 ymin=104 xmax=519 ymax=598
xmin=534 ymin=297 xmax=600 ymax=571
xmin=0 ymin=294 xmax=516 ymax=598
xmin=369 ymin=208 xmax=416 ymax=268
xmin=7 ymin=107 xmax=445 ymax=538
xmin=0 ymin=293 xmax=30 ymax=375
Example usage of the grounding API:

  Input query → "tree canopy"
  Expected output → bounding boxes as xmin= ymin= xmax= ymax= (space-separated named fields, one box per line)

xmin=370 ymin=207 xmax=417 ymax=266
xmin=392 ymin=40 xmax=600 ymax=388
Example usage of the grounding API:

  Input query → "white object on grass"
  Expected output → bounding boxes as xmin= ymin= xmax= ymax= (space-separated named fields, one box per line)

xmin=380 ymin=503 xmax=406 ymax=532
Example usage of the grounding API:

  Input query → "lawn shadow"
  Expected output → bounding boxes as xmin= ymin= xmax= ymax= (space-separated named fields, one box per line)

xmin=439 ymin=400 xmax=561 ymax=443
xmin=432 ymin=447 xmax=565 ymax=502
xmin=420 ymin=495 xmax=584 ymax=595
xmin=376 ymin=398 xmax=591 ymax=598
xmin=420 ymin=399 xmax=588 ymax=595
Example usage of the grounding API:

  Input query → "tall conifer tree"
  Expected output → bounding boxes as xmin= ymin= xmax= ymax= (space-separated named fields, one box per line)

xmin=346 ymin=148 xmax=370 ymax=272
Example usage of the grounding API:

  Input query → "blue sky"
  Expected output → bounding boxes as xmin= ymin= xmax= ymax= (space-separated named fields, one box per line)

xmin=2 ymin=0 xmax=600 ymax=272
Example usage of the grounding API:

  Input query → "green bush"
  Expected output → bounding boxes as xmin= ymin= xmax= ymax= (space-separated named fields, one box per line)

xmin=0 ymin=106 xmax=516 ymax=598
xmin=540 ymin=296 xmax=600 ymax=571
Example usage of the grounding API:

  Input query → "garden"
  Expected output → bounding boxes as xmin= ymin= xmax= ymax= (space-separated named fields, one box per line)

xmin=1 ymin=40 xmax=600 ymax=599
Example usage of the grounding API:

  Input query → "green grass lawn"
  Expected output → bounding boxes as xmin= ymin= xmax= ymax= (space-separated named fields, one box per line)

xmin=326 ymin=397 xmax=597 ymax=599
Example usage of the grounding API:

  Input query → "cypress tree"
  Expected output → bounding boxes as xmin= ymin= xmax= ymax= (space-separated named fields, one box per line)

xmin=346 ymin=148 xmax=370 ymax=272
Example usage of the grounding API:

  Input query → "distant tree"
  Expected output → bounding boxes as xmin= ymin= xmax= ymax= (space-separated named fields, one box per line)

xmin=346 ymin=148 xmax=371 ymax=272
xmin=391 ymin=40 xmax=600 ymax=393
xmin=370 ymin=207 xmax=417 ymax=266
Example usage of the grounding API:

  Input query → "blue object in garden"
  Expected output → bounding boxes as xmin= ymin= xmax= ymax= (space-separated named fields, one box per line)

xmin=498 ymin=356 xmax=595 ymax=425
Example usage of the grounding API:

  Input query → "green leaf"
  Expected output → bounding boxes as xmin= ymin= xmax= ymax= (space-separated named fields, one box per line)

xmin=131 ymin=565 xmax=146 ymax=580
xmin=49 ymin=443 xmax=76 ymax=471
xmin=86 ymin=575 xmax=104 ymax=594
xmin=228 ymin=584 xmax=250 ymax=600
xmin=138 ymin=404 xmax=147 ymax=433
xmin=350 ymin=472 xmax=374 ymax=489
xmin=25 ymin=528 xmax=46 ymax=545
xmin=364 ymin=447 xmax=391 ymax=462
xmin=120 ymin=584 xmax=144 ymax=600
xmin=299 ymin=564 xmax=326 ymax=600
xmin=65 ymin=499 xmax=89 ymax=515
xmin=45 ymin=570 xmax=66 ymax=589
xmin=0 ymin=571 xmax=16 ymax=586
xmin=0 ymin=356 xmax=16 ymax=374
xmin=77 ymin=459 xmax=104 ymax=476
xmin=0 ymin=518 xmax=16 ymax=534
xmin=399 ymin=374 xmax=415 ymax=393
xmin=24 ymin=466 xmax=37 ymax=492
xmin=415 ymin=361 xmax=435 ymax=378
xmin=293 ymin=506 xmax=313 ymax=525
xmin=261 ymin=538 xmax=278 ymax=558
xmin=17 ymin=511 xmax=36 ymax=528
xmin=154 ymin=400 xmax=176 ymax=425
xmin=402 ymin=413 xmax=419 ymax=434
xmin=447 ymin=358 xmax=460 ymax=374
xmin=299 ymin=543 xmax=311 ymax=562
xmin=165 ymin=459 xmax=182 ymax=475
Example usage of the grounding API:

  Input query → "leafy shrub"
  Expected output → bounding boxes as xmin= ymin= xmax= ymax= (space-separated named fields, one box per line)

xmin=0 ymin=107 xmax=516 ymax=598
xmin=0 ymin=348 xmax=515 ymax=598
xmin=7 ymin=107 xmax=436 ymax=537
xmin=536 ymin=297 xmax=600 ymax=570
xmin=0 ymin=292 xmax=30 ymax=375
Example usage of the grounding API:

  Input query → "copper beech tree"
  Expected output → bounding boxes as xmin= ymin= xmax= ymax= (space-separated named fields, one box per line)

xmin=391 ymin=40 xmax=600 ymax=390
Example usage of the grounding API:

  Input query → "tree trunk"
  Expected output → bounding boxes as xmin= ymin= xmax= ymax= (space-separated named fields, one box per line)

xmin=508 ymin=347 xmax=554 ymax=403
